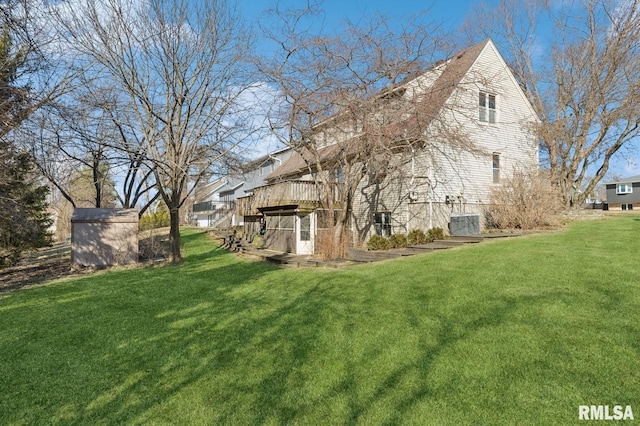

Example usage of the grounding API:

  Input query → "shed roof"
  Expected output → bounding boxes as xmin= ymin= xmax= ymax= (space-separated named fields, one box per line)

xmin=71 ymin=208 xmax=139 ymax=223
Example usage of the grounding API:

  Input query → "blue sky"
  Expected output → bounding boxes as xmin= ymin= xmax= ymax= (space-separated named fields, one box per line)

xmin=235 ymin=0 xmax=640 ymax=178
xmin=237 ymin=0 xmax=491 ymax=29
xmin=237 ymin=0 xmax=500 ymax=157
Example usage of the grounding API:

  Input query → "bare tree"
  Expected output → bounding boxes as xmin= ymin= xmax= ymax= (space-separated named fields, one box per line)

xmin=465 ymin=0 xmax=640 ymax=206
xmin=56 ymin=0 xmax=255 ymax=262
xmin=258 ymin=5 xmax=483 ymax=258
xmin=33 ymin=84 xmax=159 ymax=210
xmin=0 ymin=0 xmax=77 ymax=138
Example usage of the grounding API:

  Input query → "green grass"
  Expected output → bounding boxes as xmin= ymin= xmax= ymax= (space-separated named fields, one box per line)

xmin=1 ymin=217 xmax=639 ymax=425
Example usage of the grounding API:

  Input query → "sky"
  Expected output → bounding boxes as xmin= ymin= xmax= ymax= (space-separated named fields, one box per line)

xmin=236 ymin=0 xmax=499 ymax=157
xmin=237 ymin=0 xmax=489 ymax=28
xmin=235 ymin=0 xmax=640 ymax=178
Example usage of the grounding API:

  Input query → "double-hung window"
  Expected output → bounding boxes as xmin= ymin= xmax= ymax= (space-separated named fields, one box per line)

xmin=374 ymin=212 xmax=391 ymax=237
xmin=492 ymin=153 xmax=500 ymax=184
xmin=479 ymin=91 xmax=496 ymax=124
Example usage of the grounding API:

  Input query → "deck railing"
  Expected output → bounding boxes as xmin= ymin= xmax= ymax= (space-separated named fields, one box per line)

xmin=192 ymin=201 xmax=235 ymax=213
xmin=236 ymin=180 xmax=341 ymax=216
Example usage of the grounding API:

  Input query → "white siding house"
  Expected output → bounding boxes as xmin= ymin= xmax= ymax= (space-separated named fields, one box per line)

xmin=236 ymin=39 xmax=539 ymax=254
xmin=192 ymin=147 xmax=294 ymax=228
xmin=350 ymin=40 xmax=539 ymax=240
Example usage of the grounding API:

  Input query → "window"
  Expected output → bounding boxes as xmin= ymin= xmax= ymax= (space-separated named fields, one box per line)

xmin=374 ymin=212 xmax=391 ymax=237
xmin=617 ymin=184 xmax=633 ymax=194
xmin=622 ymin=204 xmax=634 ymax=211
xmin=492 ymin=153 xmax=500 ymax=184
xmin=299 ymin=214 xmax=311 ymax=241
xmin=479 ymin=91 xmax=496 ymax=123
xmin=266 ymin=214 xmax=295 ymax=231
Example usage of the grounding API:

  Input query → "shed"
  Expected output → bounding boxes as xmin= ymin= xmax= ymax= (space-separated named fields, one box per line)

xmin=71 ymin=208 xmax=139 ymax=267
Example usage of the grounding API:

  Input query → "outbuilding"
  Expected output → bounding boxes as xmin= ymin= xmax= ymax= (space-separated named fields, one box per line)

xmin=71 ymin=208 xmax=139 ymax=267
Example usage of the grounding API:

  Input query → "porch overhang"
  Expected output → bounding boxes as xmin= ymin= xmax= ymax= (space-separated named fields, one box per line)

xmin=258 ymin=205 xmax=315 ymax=215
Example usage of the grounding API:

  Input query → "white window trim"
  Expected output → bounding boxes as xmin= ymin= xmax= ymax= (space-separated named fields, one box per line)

xmin=616 ymin=184 xmax=633 ymax=194
xmin=479 ymin=91 xmax=497 ymax=124
xmin=492 ymin=153 xmax=500 ymax=184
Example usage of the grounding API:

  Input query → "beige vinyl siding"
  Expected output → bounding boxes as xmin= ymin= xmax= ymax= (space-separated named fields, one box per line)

xmin=429 ymin=41 xmax=537 ymax=205
xmin=350 ymin=41 xmax=539 ymax=242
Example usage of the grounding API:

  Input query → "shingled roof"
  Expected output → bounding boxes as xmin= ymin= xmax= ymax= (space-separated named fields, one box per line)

xmin=267 ymin=39 xmax=491 ymax=182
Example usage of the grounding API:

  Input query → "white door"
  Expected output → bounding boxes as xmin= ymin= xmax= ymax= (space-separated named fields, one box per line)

xmin=296 ymin=213 xmax=314 ymax=255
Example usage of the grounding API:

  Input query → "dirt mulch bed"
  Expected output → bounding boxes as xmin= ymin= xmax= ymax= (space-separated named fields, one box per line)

xmin=0 ymin=244 xmax=76 ymax=294
xmin=1 ymin=229 xmax=170 ymax=295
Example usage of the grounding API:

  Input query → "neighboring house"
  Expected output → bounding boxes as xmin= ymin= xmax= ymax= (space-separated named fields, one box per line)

xmin=603 ymin=175 xmax=640 ymax=211
xmin=191 ymin=178 xmax=230 ymax=227
xmin=236 ymin=39 xmax=540 ymax=255
xmin=192 ymin=147 xmax=293 ymax=228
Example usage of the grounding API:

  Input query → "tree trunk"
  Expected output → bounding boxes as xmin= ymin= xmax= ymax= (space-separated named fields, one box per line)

xmin=168 ymin=206 xmax=182 ymax=263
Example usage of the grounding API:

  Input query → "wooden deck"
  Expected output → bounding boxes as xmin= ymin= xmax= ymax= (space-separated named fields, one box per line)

xmin=236 ymin=181 xmax=342 ymax=216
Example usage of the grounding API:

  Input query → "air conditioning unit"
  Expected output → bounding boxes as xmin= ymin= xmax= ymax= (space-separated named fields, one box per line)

xmin=449 ymin=213 xmax=480 ymax=236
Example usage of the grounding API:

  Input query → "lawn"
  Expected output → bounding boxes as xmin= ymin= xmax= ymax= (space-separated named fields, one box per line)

xmin=1 ymin=217 xmax=639 ymax=425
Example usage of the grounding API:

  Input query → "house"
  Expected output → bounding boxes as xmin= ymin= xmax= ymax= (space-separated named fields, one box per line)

xmin=191 ymin=147 xmax=293 ymax=228
xmin=235 ymin=39 xmax=540 ymax=255
xmin=603 ymin=175 xmax=640 ymax=211
xmin=191 ymin=178 xmax=230 ymax=227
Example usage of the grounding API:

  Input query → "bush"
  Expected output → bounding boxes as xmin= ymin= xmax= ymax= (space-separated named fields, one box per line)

xmin=486 ymin=166 xmax=562 ymax=230
xmin=251 ymin=235 xmax=264 ymax=248
xmin=427 ymin=227 xmax=445 ymax=241
xmin=315 ymin=228 xmax=352 ymax=260
xmin=139 ymin=211 xmax=170 ymax=231
xmin=388 ymin=234 xmax=408 ymax=248
xmin=407 ymin=229 xmax=427 ymax=245
xmin=367 ymin=235 xmax=390 ymax=250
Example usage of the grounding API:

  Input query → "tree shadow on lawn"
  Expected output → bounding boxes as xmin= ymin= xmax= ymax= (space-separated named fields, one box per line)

xmin=6 ymin=240 xmax=637 ymax=424
xmin=59 ymin=258 xmax=338 ymax=423
xmin=59 ymin=282 xmax=519 ymax=423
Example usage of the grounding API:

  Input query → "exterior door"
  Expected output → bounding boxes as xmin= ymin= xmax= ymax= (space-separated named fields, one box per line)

xmin=296 ymin=213 xmax=315 ymax=255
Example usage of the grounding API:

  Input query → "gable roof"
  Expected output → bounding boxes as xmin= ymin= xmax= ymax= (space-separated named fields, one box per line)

xmin=409 ymin=39 xmax=489 ymax=118
xmin=604 ymin=175 xmax=640 ymax=185
xmin=219 ymin=180 xmax=244 ymax=195
xmin=195 ymin=178 xmax=228 ymax=201
xmin=267 ymin=40 xmax=491 ymax=181
xmin=241 ymin=146 xmax=291 ymax=173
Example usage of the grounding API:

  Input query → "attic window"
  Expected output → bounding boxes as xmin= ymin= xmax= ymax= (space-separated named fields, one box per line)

xmin=479 ymin=91 xmax=496 ymax=123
